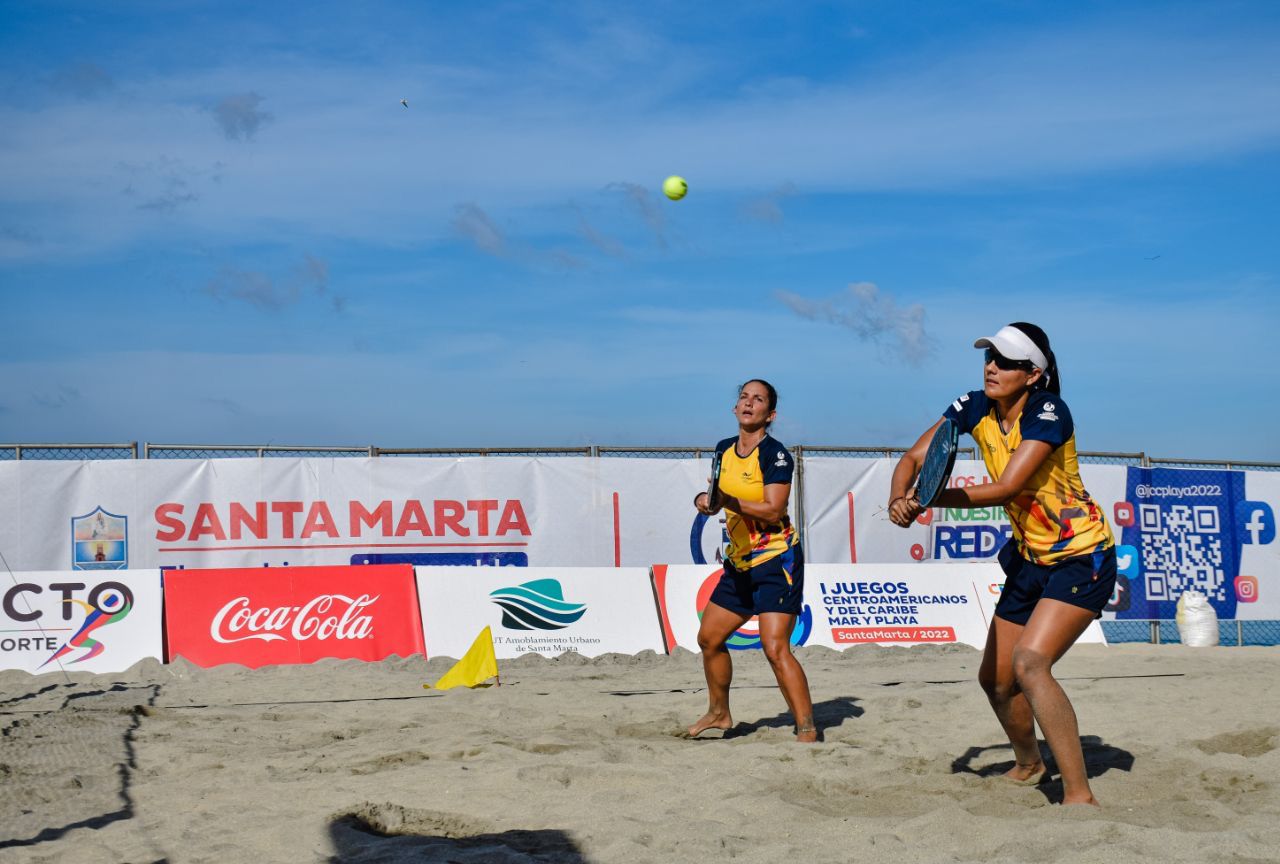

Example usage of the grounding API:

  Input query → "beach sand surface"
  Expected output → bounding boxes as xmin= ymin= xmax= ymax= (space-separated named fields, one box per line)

xmin=2 ymin=643 xmax=1278 ymax=863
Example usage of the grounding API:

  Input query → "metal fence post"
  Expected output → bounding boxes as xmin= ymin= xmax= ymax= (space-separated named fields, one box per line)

xmin=1237 ymin=619 xmax=1243 ymax=647
xmin=794 ymin=446 xmax=807 ymax=551
xmin=1150 ymin=620 xmax=1160 ymax=644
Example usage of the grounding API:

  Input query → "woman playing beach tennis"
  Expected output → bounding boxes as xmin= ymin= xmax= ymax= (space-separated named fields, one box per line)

xmin=888 ymin=323 xmax=1116 ymax=805
xmin=689 ymin=379 xmax=817 ymax=743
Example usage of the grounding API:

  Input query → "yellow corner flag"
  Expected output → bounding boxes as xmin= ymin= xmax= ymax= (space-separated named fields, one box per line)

xmin=425 ymin=626 xmax=500 ymax=691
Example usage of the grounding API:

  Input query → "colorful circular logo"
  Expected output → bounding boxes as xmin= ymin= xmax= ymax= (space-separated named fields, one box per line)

xmin=694 ymin=569 xmax=812 ymax=651
xmin=690 ymin=512 xmax=718 ymax=565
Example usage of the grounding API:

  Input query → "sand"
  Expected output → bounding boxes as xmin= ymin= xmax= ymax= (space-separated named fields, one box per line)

xmin=2 ymin=643 xmax=1278 ymax=863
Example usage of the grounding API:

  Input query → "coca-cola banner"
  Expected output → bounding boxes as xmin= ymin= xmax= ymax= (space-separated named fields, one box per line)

xmin=0 ymin=569 xmax=163 ymax=674
xmin=415 ymin=566 xmax=666 ymax=659
xmin=653 ymin=563 xmax=1104 ymax=651
xmin=164 ymin=564 xmax=424 ymax=668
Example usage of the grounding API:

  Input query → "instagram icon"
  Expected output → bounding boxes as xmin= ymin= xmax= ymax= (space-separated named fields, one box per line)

xmin=1235 ymin=576 xmax=1259 ymax=603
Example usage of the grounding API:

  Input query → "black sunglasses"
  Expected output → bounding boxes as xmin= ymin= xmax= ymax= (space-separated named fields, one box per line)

xmin=984 ymin=347 xmax=1035 ymax=372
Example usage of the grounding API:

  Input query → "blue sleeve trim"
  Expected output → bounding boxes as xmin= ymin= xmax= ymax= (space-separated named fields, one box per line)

xmin=942 ymin=390 xmax=988 ymax=434
xmin=759 ymin=437 xmax=796 ymax=485
xmin=1019 ymin=394 xmax=1073 ymax=447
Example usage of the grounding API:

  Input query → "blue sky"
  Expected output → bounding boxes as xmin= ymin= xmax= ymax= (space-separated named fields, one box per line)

xmin=1 ymin=1 xmax=1278 ymax=459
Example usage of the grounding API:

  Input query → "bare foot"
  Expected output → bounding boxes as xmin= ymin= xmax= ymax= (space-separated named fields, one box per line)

xmin=795 ymin=725 xmax=818 ymax=744
xmin=1063 ymin=793 xmax=1100 ymax=807
xmin=687 ymin=710 xmax=733 ymax=737
xmin=1003 ymin=761 xmax=1047 ymax=785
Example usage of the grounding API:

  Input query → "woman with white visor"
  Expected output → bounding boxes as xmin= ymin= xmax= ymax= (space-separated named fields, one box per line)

xmin=888 ymin=322 xmax=1116 ymax=806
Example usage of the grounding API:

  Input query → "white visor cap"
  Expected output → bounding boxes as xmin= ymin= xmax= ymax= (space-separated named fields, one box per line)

xmin=973 ymin=325 xmax=1048 ymax=371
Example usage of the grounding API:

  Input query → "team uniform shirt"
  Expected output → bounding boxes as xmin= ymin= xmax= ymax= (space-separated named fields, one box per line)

xmin=713 ymin=435 xmax=799 ymax=570
xmin=943 ymin=390 xmax=1113 ymax=565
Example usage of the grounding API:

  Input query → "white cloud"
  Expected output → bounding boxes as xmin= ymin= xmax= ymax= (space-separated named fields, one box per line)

xmin=777 ymin=282 xmax=933 ymax=367
xmin=1 ymin=23 xmax=1277 ymax=256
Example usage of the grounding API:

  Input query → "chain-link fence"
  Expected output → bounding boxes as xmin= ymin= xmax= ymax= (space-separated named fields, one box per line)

xmin=1076 ymin=452 xmax=1146 ymax=466
xmin=1101 ymin=620 xmax=1280 ymax=646
xmin=0 ymin=443 xmax=138 ymax=460
xmin=142 ymin=444 xmax=375 ymax=459
xmin=10 ymin=442 xmax=1273 ymax=468
xmin=797 ymin=445 xmax=979 ymax=460
xmin=375 ymin=447 xmax=593 ymax=458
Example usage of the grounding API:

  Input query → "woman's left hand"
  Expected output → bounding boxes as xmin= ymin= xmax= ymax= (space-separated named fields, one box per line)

xmin=888 ymin=494 xmax=924 ymax=527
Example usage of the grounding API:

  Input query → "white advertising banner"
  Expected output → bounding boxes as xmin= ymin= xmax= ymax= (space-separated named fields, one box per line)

xmin=0 ymin=569 xmax=164 ymax=674
xmin=807 ymin=563 xmax=996 ymax=648
xmin=0 ymin=457 xmax=716 ymax=573
xmin=1236 ymin=470 xmax=1280 ymax=620
xmin=415 ymin=566 xmax=666 ymax=659
xmin=654 ymin=562 xmax=1103 ymax=650
xmin=800 ymin=458 xmax=1132 ymax=567
xmin=0 ymin=455 xmax=773 ymax=574
xmin=1 ymin=457 xmax=1275 ymax=625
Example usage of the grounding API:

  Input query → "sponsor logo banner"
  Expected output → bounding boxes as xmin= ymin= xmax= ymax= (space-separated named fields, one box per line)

xmin=652 ymin=565 xmax=813 ymax=652
xmin=1113 ymin=467 xmax=1279 ymax=621
xmin=809 ymin=564 xmax=988 ymax=647
xmin=163 ymin=564 xmax=423 ymax=668
xmin=655 ymin=563 xmax=1105 ymax=650
xmin=0 ymin=570 xmax=163 ymax=673
xmin=415 ymin=567 xmax=665 ymax=660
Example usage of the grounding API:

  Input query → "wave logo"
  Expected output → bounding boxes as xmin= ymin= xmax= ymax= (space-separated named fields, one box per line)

xmin=41 ymin=585 xmax=133 ymax=668
xmin=489 ymin=579 xmax=587 ymax=631
xmin=694 ymin=570 xmax=812 ymax=651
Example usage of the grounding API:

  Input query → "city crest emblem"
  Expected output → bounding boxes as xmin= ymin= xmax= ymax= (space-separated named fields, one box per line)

xmin=71 ymin=506 xmax=128 ymax=570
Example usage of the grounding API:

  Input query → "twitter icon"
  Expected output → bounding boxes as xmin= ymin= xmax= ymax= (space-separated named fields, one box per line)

xmin=1115 ymin=544 xmax=1139 ymax=578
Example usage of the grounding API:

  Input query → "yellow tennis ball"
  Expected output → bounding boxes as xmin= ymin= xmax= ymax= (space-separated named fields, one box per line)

xmin=663 ymin=175 xmax=688 ymax=200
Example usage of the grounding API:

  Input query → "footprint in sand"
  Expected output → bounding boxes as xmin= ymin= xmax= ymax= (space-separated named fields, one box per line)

xmin=1192 ymin=726 xmax=1278 ymax=758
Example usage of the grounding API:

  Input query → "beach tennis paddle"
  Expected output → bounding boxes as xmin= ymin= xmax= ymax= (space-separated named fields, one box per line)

xmin=913 ymin=417 xmax=958 ymax=507
xmin=706 ymin=450 xmax=723 ymax=511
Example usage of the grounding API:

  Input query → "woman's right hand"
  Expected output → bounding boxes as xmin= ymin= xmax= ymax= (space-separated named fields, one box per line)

xmin=888 ymin=494 xmax=924 ymax=527
xmin=694 ymin=492 xmax=717 ymax=515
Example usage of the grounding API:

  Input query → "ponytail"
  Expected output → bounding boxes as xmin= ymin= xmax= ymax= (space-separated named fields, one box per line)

xmin=1009 ymin=322 xmax=1061 ymax=394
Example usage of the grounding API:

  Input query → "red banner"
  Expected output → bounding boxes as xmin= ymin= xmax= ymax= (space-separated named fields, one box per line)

xmin=163 ymin=565 xmax=424 ymax=668
xmin=832 ymin=626 xmax=956 ymax=643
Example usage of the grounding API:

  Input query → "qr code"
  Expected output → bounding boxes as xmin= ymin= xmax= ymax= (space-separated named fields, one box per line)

xmin=1139 ymin=504 xmax=1225 ymax=600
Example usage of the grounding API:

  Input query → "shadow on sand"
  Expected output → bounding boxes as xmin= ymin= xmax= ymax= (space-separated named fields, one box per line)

xmin=693 ymin=695 xmax=863 ymax=742
xmin=328 ymin=805 xmax=592 ymax=863
xmin=951 ymin=734 xmax=1135 ymax=803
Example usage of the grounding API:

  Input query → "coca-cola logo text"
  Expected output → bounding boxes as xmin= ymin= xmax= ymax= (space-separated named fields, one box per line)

xmin=211 ymin=594 xmax=379 ymax=643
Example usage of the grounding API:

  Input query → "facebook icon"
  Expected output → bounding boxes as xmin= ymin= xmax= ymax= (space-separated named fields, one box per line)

xmin=1237 ymin=502 xmax=1276 ymax=545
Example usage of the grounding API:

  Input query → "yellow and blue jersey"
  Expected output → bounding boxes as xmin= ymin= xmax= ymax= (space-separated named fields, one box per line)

xmin=943 ymin=390 xmax=1113 ymax=565
xmin=713 ymin=435 xmax=799 ymax=570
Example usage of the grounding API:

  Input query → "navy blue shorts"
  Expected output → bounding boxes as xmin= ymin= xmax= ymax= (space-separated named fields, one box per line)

xmin=994 ymin=541 xmax=1117 ymax=626
xmin=709 ymin=544 xmax=804 ymax=617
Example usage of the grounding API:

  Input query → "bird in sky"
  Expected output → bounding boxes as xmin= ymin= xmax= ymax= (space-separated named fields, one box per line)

xmin=400 ymin=98 xmax=408 ymax=108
